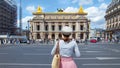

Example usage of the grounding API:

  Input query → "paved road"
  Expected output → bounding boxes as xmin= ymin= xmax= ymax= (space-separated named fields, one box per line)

xmin=0 ymin=43 xmax=120 ymax=68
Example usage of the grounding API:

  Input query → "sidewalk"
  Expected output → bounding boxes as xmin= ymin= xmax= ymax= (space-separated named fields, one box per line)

xmin=0 ymin=41 xmax=120 ymax=46
xmin=78 ymin=41 xmax=120 ymax=45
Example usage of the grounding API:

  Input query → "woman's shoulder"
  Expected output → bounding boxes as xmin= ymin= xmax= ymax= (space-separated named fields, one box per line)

xmin=70 ymin=39 xmax=78 ymax=45
xmin=71 ymin=39 xmax=76 ymax=42
xmin=58 ymin=39 xmax=64 ymax=43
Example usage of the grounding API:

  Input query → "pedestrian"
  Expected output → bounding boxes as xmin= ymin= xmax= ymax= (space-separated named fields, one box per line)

xmin=51 ymin=26 xmax=80 ymax=68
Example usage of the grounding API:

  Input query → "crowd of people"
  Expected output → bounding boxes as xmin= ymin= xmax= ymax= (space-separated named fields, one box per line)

xmin=0 ymin=37 xmax=119 ymax=45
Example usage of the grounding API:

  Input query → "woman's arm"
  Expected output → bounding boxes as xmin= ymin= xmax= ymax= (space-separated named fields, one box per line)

xmin=51 ymin=41 xmax=58 ymax=55
xmin=74 ymin=42 xmax=81 ymax=57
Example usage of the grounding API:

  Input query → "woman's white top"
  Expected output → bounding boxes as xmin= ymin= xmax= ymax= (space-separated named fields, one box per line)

xmin=51 ymin=40 xmax=80 ymax=57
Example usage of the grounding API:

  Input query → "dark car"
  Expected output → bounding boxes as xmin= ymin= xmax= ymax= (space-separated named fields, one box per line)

xmin=20 ymin=39 xmax=27 ymax=43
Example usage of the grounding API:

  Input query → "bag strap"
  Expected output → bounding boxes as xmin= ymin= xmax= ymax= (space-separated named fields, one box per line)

xmin=55 ymin=41 xmax=59 ymax=54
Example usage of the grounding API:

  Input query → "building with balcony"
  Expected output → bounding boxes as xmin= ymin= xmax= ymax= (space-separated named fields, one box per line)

xmin=0 ymin=0 xmax=17 ymax=35
xmin=105 ymin=0 xmax=120 ymax=40
xmin=29 ymin=6 xmax=90 ymax=41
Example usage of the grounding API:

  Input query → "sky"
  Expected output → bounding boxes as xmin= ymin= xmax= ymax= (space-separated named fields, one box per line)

xmin=15 ymin=0 xmax=111 ymax=29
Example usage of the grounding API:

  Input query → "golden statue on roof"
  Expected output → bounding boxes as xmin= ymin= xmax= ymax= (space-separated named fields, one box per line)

xmin=36 ymin=6 xmax=42 ymax=13
xmin=33 ymin=6 xmax=42 ymax=14
xmin=78 ymin=6 xmax=87 ymax=14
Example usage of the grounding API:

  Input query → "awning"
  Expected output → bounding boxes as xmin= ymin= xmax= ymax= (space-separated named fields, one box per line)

xmin=0 ymin=35 xmax=8 ymax=38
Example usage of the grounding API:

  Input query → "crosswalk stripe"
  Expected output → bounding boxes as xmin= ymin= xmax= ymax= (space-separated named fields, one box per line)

xmin=0 ymin=63 xmax=51 ymax=66
xmin=83 ymin=63 xmax=120 ymax=66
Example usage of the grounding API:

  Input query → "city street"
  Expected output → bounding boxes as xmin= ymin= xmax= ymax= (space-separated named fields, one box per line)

xmin=0 ymin=43 xmax=120 ymax=68
xmin=0 ymin=0 xmax=120 ymax=68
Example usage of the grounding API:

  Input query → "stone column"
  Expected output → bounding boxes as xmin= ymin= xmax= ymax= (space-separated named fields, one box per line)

xmin=33 ymin=33 xmax=35 ymax=40
xmin=69 ymin=22 xmax=72 ymax=28
xmin=48 ymin=33 xmax=51 ymax=39
xmin=62 ymin=22 xmax=65 ymax=26
xmin=30 ymin=22 xmax=32 ymax=32
xmin=35 ymin=33 xmax=37 ymax=40
xmin=49 ymin=22 xmax=51 ymax=32
xmin=55 ymin=33 xmax=58 ymax=40
xmin=41 ymin=32 xmax=44 ymax=40
xmin=33 ymin=22 xmax=35 ymax=32
xmin=35 ymin=23 xmax=37 ymax=32
xmin=76 ymin=22 xmax=79 ymax=32
xmin=83 ymin=33 xmax=86 ymax=41
xmin=41 ymin=22 xmax=44 ymax=32
xmin=76 ymin=33 xmax=79 ymax=40
xmin=55 ymin=22 xmax=58 ymax=32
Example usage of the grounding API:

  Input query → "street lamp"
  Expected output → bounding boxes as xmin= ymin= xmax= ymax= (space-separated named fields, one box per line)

xmin=27 ymin=20 xmax=30 ymax=40
xmin=84 ymin=22 xmax=89 ymax=45
xmin=19 ymin=0 xmax=22 ymax=35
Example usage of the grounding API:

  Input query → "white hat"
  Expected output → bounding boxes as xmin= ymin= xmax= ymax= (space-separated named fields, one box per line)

xmin=61 ymin=26 xmax=72 ymax=35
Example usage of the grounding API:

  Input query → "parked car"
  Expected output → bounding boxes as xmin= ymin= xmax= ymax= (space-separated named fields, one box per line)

xmin=90 ymin=39 xmax=97 ymax=43
xmin=20 ymin=39 xmax=27 ymax=43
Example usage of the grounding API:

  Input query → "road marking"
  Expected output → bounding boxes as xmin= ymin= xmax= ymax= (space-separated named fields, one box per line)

xmin=23 ymin=53 xmax=50 ymax=55
xmin=82 ymin=54 xmax=111 ymax=55
xmin=83 ymin=63 xmax=120 ymax=66
xmin=96 ymin=57 xmax=120 ymax=60
xmin=0 ymin=53 xmax=8 ymax=54
xmin=85 ymin=51 xmax=103 ymax=53
xmin=74 ymin=58 xmax=97 ymax=60
xmin=82 ymin=48 xmax=88 ymax=49
xmin=0 ymin=63 xmax=51 ymax=66
xmin=103 ymin=48 xmax=120 ymax=52
xmin=111 ymin=49 xmax=120 ymax=52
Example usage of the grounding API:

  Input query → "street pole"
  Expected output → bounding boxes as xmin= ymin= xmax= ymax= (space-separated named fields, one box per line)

xmin=27 ymin=20 xmax=30 ymax=40
xmin=19 ymin=0 xmax=22 ymax=35
xmin=85 ymin=22 xmax=89 ymax=45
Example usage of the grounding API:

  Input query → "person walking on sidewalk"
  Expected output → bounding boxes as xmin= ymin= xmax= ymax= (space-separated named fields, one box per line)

xmin=51 ymin=26 xmax=80 ymax=68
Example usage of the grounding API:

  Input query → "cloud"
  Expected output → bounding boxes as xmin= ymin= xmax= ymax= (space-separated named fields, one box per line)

xmin=26 ymin=5 xmax=45 ymax=14
xmin=59 ymin=0 xmax=93 ymax=5
xmin=26 ymin=6 xmax=36 ymax=13
xmin=72 ymin=0 xmax=93 ymax=5
xmin=84 ymin=3 xmax=108 ymax=29
xmin=63 ymin=3 xmax=107 ymax=29
xmin=72 ymin=0 xmax=78 ymax=3
xmin=17 ymin=16 xmax=33 ymax=29
xmin=85 ymin=6 xmax=104 ymax=22
xmin=64 ymin=7 xmax=78 ymax=12
xmin=99 ymin=3 xmax=108 ymax=10
xmin=99 ymin=23 xmax=106 ymax=29
xmin=98 ymin=0 xmax=105 ymax=2
xmin=59 ymin=0 xmax=71 ymax=4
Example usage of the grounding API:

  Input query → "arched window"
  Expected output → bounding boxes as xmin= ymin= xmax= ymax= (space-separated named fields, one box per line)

xmin=80 ymin=33 xmax=84 ymax=39
xmin=37 ymin=33 xmax=40 ymax=39
xmin=72 ymin=33 xmax=76 ymax=39
xmin=36 ymin=25 xmax=40 ymax=31
xmin=52 ymin=34 xmax=55 ymax=39
xmin=45 ymin=33 xmax=48 ymax=39
xmin=58 ymin=33 xmax=62 ymax=39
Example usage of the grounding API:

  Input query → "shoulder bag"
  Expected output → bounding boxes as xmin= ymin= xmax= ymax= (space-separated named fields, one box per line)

xmin=51 ymin=41 xmax=60 ymax=68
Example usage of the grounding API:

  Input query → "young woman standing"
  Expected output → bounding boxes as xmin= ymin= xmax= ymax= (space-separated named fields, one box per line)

xmin=51 ymin=26 xmax=80 ymax=68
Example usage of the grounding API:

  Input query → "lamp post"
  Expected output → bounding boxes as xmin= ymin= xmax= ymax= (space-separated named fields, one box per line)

xmin=84 ymin=22 xmax=89 ymax=45
xmin=19 ymin=0 xmax=22 ymax=35
xmin=84 ymin=28 xmax=88 ymax=45
xmin=27 ymin=20 xmax=30 ymax=40
xmin=25 ymin=26 xmax=27 ymax=40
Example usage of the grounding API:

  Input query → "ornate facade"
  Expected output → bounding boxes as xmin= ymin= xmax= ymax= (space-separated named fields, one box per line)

xmin=105 ymin=0 xmax=120 ymax=40
xmin=29 ymin=6 xmax=90 ymax=41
